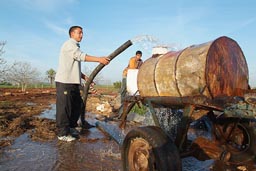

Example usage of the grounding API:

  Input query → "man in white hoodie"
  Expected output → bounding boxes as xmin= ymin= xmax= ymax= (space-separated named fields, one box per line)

xmin=55 ymin=26 xmax=110 ymax=142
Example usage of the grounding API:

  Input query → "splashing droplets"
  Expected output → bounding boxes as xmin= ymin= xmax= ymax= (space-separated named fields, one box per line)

xmin=131 ymin=35 xmax=181 ymax=54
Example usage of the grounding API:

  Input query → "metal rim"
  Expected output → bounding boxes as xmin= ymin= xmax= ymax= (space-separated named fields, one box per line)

xmin=216 ymin=122 xmax=251 ymax=153
xmin=128 ymin=137 xmax=152 ymax=171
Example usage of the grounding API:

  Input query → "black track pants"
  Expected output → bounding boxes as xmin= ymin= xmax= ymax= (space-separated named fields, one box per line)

xmin=56 ymin=82 xmax=82 ymax=136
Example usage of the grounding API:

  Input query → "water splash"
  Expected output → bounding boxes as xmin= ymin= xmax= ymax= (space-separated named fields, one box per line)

xmin=131 ymin=35 xmax=181 ymax=54
xmin=154 ymin=108 xmax=183 ymax=141
xmin=131 ymin=35 xmax=159 ymax=45
xmin=131 ymin=35 xmax=159 ymax=53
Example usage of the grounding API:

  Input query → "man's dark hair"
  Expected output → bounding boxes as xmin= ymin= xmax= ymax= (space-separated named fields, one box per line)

xmin=136 ymin=50 xmax=142 ymax=55
xmin=69 ymin=26 xmax=83 ymax=37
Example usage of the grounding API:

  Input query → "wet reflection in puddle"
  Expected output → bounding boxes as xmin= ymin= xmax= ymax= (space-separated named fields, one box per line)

xmin=0 ymin=133 xmax=57 ymax=171
xmin=0 ymin=131 xmax=122 ymax=171
xmin=38 ymin=104 xmax=56 ymax=120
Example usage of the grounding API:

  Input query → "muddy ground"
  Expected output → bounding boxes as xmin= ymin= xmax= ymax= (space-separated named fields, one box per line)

xmin=0 ymin=88 xmax=255 ymax=171
xmin=0 ymin=87 xmax=119 ymax=142
xmin=0 ymin=87 xmax=124 ymax=171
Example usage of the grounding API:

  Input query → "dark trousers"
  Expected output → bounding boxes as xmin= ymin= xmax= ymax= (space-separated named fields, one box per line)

xmin=56 ymin=82 xmax=82 ymax=136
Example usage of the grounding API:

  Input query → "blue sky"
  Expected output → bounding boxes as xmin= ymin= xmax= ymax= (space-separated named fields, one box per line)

xmin=0 ymin=0 xmax=256 ymax=86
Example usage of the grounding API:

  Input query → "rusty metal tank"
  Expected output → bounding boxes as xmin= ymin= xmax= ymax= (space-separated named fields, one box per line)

xmin=137 ymin=36 xmax=249 ymax=99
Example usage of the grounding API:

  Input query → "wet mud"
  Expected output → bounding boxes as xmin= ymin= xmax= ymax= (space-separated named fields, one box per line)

xmin=0 ymin=88 xmax=255 ymax=171
xmin=0 ymin=88 xmax=122 ymax=171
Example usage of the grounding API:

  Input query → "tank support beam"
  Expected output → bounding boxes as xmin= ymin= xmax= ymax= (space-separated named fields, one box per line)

xmin=145 ymin=99 xmax=160 ymax=127
xmin=119 ymin=95 xmax=141 ymax=129
xmin=175 ymin=105 xmax=195 ymax=151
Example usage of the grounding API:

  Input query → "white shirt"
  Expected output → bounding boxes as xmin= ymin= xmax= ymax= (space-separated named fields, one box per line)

xmin=55 ymin=38 xmax=86 ymax=84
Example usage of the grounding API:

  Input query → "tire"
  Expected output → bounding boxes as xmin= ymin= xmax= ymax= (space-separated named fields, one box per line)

xmin=122 ymin=126 xmax=182 ymax=171
xmin=214 ymin=119 xmax=256 ymax=163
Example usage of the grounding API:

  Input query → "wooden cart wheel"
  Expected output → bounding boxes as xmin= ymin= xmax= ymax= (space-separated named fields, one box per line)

xmin=122 ymin=126 xmax=182 ymax=171
xmin=214 ymin=120 xmax=256 ymax=163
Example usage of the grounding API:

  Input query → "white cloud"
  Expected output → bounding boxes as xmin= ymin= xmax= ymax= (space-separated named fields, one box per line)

xmin=241 ymin=17 xmax=256 ymax=29
xmin=44 ymin=21 xmax=67 ymax=35
xmin=64 ymin=17 xmax=73 ymax=25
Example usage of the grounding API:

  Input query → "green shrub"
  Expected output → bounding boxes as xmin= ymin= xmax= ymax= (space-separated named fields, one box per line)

xmin=113 ymin=81 xmax=122 ymax=89
xmin=0 ymin=82 xmax=12 ymax=86
xmin=130 ymin=103 xmax=148 ymax=115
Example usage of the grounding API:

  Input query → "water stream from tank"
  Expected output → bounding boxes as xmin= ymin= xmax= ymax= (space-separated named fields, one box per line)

xmin=131 ymin=35 xmax=181 ymax=53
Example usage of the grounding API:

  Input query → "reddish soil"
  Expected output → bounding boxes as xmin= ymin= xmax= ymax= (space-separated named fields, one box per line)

xmin=0 ymin=88 xmax=57 ymax=145
xmin=0 ymin=87 xmax=119 ymax=145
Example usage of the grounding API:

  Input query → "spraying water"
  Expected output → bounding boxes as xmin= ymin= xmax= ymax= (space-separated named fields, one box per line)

xmin=154 ymin=108 xmax=183 ymax=141
xmin=131 ymin=35 xmax=159 ymax=50
xmin=131 ymin=35 xmax=181 ymax=55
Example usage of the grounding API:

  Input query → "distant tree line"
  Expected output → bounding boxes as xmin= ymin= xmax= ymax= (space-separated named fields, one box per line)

xmin=0 ymin=41 xmax=56 ymax=91
xmin=46 ymin=68 xmax=56 ymax=87
xmin=0 ymin=41 xmax=8 ymax=81
xmin=113 ymin=81 xmax=121 ymax=89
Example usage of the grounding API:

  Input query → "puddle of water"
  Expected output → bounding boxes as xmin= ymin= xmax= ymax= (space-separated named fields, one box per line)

xmin=38 ymin=104 xmax=56 ymax=120
xmin=182 ymin=157 xmax=214 ymax=171
xmin=26 ymin=102 xmax=36 ymax=106
xmin=0 ymin=133 xmax=57 ymax=171
xmin=0 ymin=127 xmax=122 ymax=171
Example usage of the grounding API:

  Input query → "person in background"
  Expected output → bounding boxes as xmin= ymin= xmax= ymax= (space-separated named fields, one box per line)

xmin=118 ymin=50 xmax=143 ymax=116
xmin=55 ymin=25 xmax=110 ymax=142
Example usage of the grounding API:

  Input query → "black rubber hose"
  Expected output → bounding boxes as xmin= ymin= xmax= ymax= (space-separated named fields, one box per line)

xmin=83 ymin=40 xmax=133 ymax=109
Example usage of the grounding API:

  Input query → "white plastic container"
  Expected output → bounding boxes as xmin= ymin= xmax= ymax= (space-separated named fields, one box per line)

xmin=152 ymin=46 xmax=168 ymax=55
xmin=126 ymin=69 xmax=139 ymax=96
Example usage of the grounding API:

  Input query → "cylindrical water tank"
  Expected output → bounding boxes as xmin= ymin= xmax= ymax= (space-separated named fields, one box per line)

xmin=137 ymin=36 xmax=248 ymax=99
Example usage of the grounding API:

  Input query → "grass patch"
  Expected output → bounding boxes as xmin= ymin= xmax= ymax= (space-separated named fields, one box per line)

xmin=94 ymin=85 xmax=120 ymax=94
xmin=130 ymin=103 xmax=148 ymax=115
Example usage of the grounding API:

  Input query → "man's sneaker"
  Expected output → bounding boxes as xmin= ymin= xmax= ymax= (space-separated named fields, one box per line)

xmin=70 ymin=128 xmax=80 ymax=137
xmin=57 ymin=135 xmax=76 ymax=142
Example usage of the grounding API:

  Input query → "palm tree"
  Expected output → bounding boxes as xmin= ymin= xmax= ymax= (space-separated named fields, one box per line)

xmin=46 ymin=68 xmax=56 ymax=87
